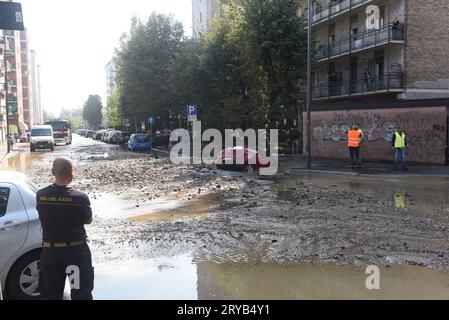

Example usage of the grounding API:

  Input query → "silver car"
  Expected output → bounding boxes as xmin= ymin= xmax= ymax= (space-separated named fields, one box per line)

xmin=0 ymin=171 xmax=42 ymax=300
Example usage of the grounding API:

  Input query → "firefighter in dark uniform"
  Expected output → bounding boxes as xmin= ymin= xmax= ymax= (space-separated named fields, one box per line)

xmin=36 ymin=157 xmax=94 ymax=300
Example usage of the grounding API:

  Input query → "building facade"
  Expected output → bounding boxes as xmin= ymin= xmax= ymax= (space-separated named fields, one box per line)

xmin=30 ymin=50 xmax=43 ymax=125
xmin=105 ymin=59 xmax=116 ymax=99
xmin=0 ymin=28 xmax=37 ymax=140
xmin=20 ymin=30 xmax=34 ymax=129
xmin=304 ymin=0 xmax=449 ymax=164
xmin=192 ymin=0 xmax=227 ymax=38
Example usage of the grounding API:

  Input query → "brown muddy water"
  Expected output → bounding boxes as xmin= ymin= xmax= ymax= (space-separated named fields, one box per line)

xmin=88 ymin=254 xmax=449 ymax=300
xmin=275 ymin=172 xmax=449 ymax=216
xmin=4 ymin=145 xmax=449 ymax=299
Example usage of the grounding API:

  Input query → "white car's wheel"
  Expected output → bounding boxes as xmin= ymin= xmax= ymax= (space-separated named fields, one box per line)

xmin=5 ymin=251 xmax=41 ymax=300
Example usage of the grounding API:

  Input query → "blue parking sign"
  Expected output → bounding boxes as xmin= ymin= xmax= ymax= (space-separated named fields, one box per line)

xmin=148 ymin=116 xmax=155 ymax=125
xmin=187 ymin=105 xmax=198 ymax=116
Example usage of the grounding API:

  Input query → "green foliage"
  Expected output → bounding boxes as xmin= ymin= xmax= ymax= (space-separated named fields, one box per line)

xmin=116 ymin=13 xmax=184 ymax=127
xmin=82 ymin=95 xmax=103 ymax=129
xmin=115 ymin=1 xmax=307 ymax=131
xmin=104 ymin=90 xmax=123 ymax=128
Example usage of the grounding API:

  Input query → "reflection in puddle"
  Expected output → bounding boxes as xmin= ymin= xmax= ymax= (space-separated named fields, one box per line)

xmin=91 ymin=192 xmax=219 ymax=221
xmin=89 ymin=254 xmax=449 ymax=300
xmin=92 ymin=254 xmax=197 ymax=300
xmin=0 ymin=151 xmax=42 ymax=172
xmin=276 ymin=172 xmax=449 ymax=215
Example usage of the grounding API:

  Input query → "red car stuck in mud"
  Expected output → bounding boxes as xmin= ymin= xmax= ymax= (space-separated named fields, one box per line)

xmin=215 ymin=146 xmax=278 ymax=175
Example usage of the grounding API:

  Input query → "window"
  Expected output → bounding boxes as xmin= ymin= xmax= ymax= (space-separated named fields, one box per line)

xmin=0 ymin=187 xmax=11 ymax=217
xmin=31 ymin=128 xmax=52 ymax=136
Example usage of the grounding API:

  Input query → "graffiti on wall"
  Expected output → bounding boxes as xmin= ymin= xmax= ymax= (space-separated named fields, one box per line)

xmin=313 ymin=121 xmax=397 ymax=142
xmin=310 ymin=109 xmax=447 ymax=163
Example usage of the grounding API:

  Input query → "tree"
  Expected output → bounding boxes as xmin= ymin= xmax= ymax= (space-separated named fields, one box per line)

xmin=82 ymin=95 xmax=103 ymax=129
xmin=116 ymin=13 xmax=184 ymax=128
xmin=197 ymin=3 xmax=263 ymax=131
xmin=104 ymin=90 xmax=123 ymax=128
xmin=239 ymin=0 xmax=308 ymax=127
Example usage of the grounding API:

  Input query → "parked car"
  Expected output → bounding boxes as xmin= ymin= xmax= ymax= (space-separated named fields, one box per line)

xmin=105 ymin=130 xmax=118 ymax=143
xmin=93 ymin=130 xmax=106 ymax=140
xmin=128 ymin=134 xmax=152 ymax=152
xmin=101 ymin=130 xmax=116 ymax=143
xmin=110 ymin=131 xmax=130 ymax=145
xmin=119 ymin=132 xmax=131 ymax=145
xmin=86 ymin=130 xmax=95 ymax=138
xmin=76 ymin=129 xmax=88 ymax=137
xmin=215 ymin=146 xmax=277 ymax=175
xmin=152 ymin=132 xmax=170 ymax=147
xmin=19 ymin=132 xmax=30 ymax=143
xmin=0 ymin=171 xmax=42 ymax=300
xmin=29 ymin=125 xmax=54 ymax=152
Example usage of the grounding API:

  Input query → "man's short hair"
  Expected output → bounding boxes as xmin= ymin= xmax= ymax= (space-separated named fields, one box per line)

xmin=52 ymin=157 xmax=74 ymax=178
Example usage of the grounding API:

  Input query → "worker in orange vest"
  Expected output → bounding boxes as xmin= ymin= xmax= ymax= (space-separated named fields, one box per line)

xmin=348 ymin=125 xmax=363 ymax=168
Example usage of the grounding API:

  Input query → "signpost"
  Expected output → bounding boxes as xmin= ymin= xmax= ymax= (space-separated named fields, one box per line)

xmin=148 ymin=116 xmax=155 ymax=136
xmin=187 ymin=105 xmax=198 ymax=123
xmin=0 ymin=1 xmax=24 ymax=153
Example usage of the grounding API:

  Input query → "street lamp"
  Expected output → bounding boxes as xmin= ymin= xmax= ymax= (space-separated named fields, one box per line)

xmin=306 ymin=0 xmax=312 ymax=170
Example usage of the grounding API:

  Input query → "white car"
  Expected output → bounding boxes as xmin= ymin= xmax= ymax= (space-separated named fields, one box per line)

xmin=0 ymin=171 xmax=42 ymax=300
xmin=30 ymin=125 xmax=55 ymax=152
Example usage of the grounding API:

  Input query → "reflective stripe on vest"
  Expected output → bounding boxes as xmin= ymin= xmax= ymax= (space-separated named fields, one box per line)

xmin=394 ymin=132 xmax=406 ymax=148
xmin=348 ymin=130 xmax=361 ymax=147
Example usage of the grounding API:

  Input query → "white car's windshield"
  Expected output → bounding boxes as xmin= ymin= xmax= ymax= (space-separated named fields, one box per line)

xmin=31 ymin=129 xmax=52 ymax=137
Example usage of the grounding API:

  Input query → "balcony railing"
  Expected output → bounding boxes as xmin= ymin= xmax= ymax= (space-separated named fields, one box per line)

xmin=311 ymin=0 xmax=373 ymax=24
xmin=317 ymin=23 xmax=405 ymax=61
xmin=312 ymin=72 xmax=404 ymax=99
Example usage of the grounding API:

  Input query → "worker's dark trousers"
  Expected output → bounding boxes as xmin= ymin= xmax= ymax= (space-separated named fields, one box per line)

xmin=349 ymin=147 xmax=361 ymax=166
xmin=39 ymin=244 xmax=94 ymax=300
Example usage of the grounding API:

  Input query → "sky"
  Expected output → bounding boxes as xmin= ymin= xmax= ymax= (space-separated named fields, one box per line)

xmin=20 ymin=0 xmax=193 ymax=117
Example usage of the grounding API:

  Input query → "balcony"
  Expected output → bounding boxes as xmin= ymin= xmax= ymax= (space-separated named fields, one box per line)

xmin=311 ymin=0 xmax=373 ymax=25
xmin=312 ymin=72 xmax=404 ymax=100
xmin=317 ymin=23 xmax=405 ymax=62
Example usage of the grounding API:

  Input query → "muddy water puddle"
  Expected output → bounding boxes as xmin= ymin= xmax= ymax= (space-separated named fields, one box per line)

xmin=87 ymin=253 xmax=449 ymax=300
xmin=90 ymin=191 xmax=220 ymax=221
xmin=0 ymin=150 xmax=42 ymax=172
xmin=276 ymin=172 xmax=449 ymax=215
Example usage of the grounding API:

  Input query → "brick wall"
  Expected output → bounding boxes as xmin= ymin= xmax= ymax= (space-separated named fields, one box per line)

xmin=304 ymin=106 xmax=447 ymax=164
xmin=405 ymin=0 xmax=449 ymax=87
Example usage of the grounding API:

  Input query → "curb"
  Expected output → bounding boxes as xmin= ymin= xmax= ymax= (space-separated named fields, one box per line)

xmin=283 ymin=168 xmax=449 ymax=178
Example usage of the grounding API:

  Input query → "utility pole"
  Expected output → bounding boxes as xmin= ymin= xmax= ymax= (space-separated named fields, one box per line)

xmin=306 ymin=0 xmax=312 ymax=169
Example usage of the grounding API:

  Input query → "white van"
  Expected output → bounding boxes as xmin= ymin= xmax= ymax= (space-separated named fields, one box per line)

xmin=29 ymin=125 xmax=54 ymax=152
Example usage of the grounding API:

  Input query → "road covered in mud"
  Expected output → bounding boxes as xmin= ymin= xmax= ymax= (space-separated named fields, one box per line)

xmin=9 ymin=134 xmax=449 ymax=298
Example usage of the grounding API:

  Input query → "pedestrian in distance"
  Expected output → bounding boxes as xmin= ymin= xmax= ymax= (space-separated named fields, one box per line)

xmin=364 ymin=69 xmax=372 ymax=91
xmin=392 ymin=128 xmax=408 ymax=171
xmin=37 ymin=157 xmax=94 ymax=300
xmin=347 ymin=125 xmax=363 ymax=169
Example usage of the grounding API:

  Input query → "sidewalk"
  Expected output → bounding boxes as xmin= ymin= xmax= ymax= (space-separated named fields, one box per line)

xmin=279 ymin=155 xmax=449 ymax=177
xmin=0 ymin=141 xmax=7 ymax=163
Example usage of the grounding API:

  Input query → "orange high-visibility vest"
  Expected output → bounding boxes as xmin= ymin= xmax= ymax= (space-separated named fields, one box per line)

xmin=348 ymin=130 xmax=361 ymax=148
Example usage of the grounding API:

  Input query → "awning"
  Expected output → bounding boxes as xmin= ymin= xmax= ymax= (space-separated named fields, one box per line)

xmin=18 ymin=121 xmax=29 ymax=132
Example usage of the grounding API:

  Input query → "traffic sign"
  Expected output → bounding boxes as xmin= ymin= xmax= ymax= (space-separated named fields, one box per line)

xmin=187 ymin=105 xmax=198 ymax=116
xmin=148 ymin=116 xmax=155 ymax=125
xmin=0 ymin=2 xmax=24 ymax=31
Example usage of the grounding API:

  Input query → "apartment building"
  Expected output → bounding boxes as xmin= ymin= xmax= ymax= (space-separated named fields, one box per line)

xmin=20 ymin=30 xmax=33 ymax=128
xmin=30 ymin=50 xmax=43 ymax=125
xmin=0 ymin=27 xmax=39 ymax=140
xmin=105 ymin=59 xmax=116 ymax=100
xmin=305 ymin=0 xmax=449 ymax=164
xmin=192 ymin=0 xmax=228 ymax=38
